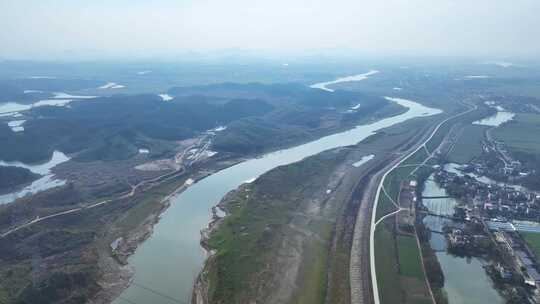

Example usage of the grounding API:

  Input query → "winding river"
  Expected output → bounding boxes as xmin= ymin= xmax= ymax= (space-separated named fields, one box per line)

xmin=114 ymin=95 xmax=441 ymax=304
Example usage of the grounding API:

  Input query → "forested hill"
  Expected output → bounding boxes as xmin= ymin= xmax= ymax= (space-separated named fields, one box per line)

xmin=169 ymin=82 xmax=384 ymax=108
xmin=0 ymin=82 xmax=393 ymax=164
xmin=0 ymin=94 xmax=273 ymax=163
xmin=0 ymin=167 xmax=40 ymax=192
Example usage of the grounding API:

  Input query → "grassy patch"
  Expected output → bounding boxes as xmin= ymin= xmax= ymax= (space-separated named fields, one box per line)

xmin=376 ymin=191 xmax=395 ymax=221
xmin=293 ymin=239 xmax=329 ymax=304
xmin=376 ymin=223 xmax=431 ymax=304
xmin=426 ymin=120 xmax=452 ymax=153
xmin=376 ymin=166 xmax=416 ymax=221
xmin=206 ymin=150 xmax=347 ymax=303
xmin=448 ymin=124 xmax=488 ymax=164
xmin=402 ymin=148 xmax=429 ymax=166
xmin=493 ymin=113 xmax=540 ymax=154
xmin=207 ymin=192 xmax=272 ymax=301
xmin=114 ymin=174 xmax=189 ymax=236
xmin=375 ymin=219 xmax=401 ymax=304
xmin=426 ymin=104 xmax=491 ymax=153
xmin=495 ymin=83 xmax=540 ymax=99
xmin=521 ymin=232 xmax=540 ymax=260
xmin=0 ymin=263 xmax=32 ymax=302
xmin=397 ymin=235 xmax=424 ymax=279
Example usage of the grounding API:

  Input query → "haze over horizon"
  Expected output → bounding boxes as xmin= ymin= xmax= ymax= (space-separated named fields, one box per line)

xmin=1 ymin=0 xmax=540 ymax=61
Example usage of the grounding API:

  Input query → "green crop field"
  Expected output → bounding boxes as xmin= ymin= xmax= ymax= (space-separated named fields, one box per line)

xmin=205 ymin=150 xmax=347 ymax=304
xmin=376 ymin=166 xmax=416 ymax=220
xmin=521 ymin=232 xmax=540 ymax=260
xmin=374 ymin=105 xmax=475 ymax=304
xmin=494 ymin=113 xmax=540 ymax=153
xmin=449 ymin=124 xmax=488 ymax=164
xmin=375 ymin=220 xmax=401 ymax=304
xmin=397 ymin=235 xmax=425 ymax=279
xmin=375 ymin=222 xmax=432 ymax=304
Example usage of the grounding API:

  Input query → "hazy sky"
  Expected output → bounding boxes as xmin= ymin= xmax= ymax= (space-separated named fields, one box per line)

xmin=1 ymin=0 xmax=539 ymax=60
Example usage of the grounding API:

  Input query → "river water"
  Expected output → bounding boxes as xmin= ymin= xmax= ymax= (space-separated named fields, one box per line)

xmin=309 ymin=70 xmax=380 ymax=92
xmin=422 ymin=176 xmax=504 ymax=304
xmin=0 ymin=151 xmax=70 ymax=204
xmin=473 ymin=111 xmax=515 ymax=127
xmin=0 ymin=92 xmax=96 ymax=116
xmin=113 ymin=97 xmax=441 ymax=304
xmin=444 ymin=163 xmax=531 ymax=193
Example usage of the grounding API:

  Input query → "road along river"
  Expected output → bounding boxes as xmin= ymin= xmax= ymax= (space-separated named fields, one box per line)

xmin=114 ymin=98 xmax=441 ymax=304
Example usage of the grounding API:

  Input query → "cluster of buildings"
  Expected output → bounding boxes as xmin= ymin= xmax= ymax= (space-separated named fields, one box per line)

xmin=446 ymin=228 xmax=490 ymax=254
xmin=493 ymin=231 xmax=540 ymax=289
xmin=422 ymin=98 xmax=540 ymax=301
xmin=434 ymin=167 xmax=540 ymax=223
xmin=476 ymin=130 xmax=535 ymax=185
xmin=431 ymin=163 xmax=540 ymax=302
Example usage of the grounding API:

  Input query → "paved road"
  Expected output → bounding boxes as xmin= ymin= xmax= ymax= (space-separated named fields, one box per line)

xmin=348 ymin=118 xmax=437 ymax=304
xmin=367 ymin=102 xmax=476 ymax=304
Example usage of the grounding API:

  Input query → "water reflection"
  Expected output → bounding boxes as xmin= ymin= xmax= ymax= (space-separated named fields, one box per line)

xmin=422 ymin=175 xmax=504 ymax=303
xmin=0 ymin=151 xmax=70 ymax=204
xmin=114 ymin=98 xmax=441 ymax=304
xmin=473 ymin=111 xmax=515 ymax=127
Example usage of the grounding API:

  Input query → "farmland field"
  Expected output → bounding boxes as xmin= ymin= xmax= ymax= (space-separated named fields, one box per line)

xmin=493 ymin=113 xmax=540 ymax=153
xmin=448 ymin=124 xmax=488 ymax=164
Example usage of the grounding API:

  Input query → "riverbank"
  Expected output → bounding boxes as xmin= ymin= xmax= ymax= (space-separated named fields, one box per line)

xmin=109 ymin=97 xmax=441 ymax=304
xmin=191 ymin=186 xmax=241 ymax=304
xmin=91 ymin=154 xmax=247 ymax=304
xmin=0 ymin=95 xmax=408 ymax=304
xmin=190 ymin=148 xmax=358 ymax=303
xmin=419 ymin=175 xmax=505 ymax=304
xmin=192 ymin=103 xmax=443 ymax=304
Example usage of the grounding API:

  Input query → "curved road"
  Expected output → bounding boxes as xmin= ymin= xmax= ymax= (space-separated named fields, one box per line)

xmin=368 ymin=102 xmax=476 ymax=304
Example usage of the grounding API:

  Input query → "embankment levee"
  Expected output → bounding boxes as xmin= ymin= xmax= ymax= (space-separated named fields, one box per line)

xmin=192 ymin=106 xmax=440 ymax=304
xmin=110 ymin=97 xmax=442 ymax=304
xmin=351 ymin=115 xmax=439 ymax=304
xmin=369 ymin=101 xmax=477 ymax=304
